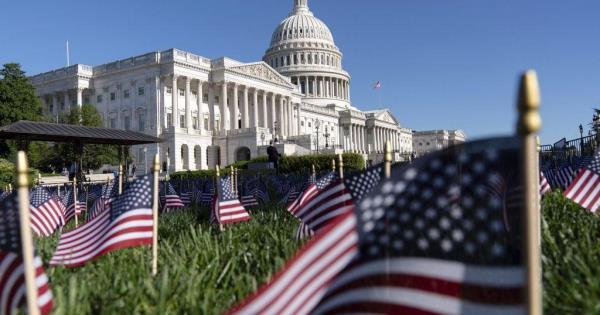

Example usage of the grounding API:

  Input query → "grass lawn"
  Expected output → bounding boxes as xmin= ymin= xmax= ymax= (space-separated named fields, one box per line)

xmin=34 ymin=192 xmax=600 ymax=314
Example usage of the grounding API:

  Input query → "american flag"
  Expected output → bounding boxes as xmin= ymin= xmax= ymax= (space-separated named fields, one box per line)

xmin=540 ymin=172 xmax=551 ymax=196
xmin=180 ymin=192 xmax=194 ymax=206
xmin=61 ymin=187 xmax=87 ymax=222
xmin=102 ymin=179 xmax=118 ymax=198
xmin=29 ymin=187 xmax=65 ymax=237
xmin=554 ymin=163 xmax=575 ymax=190
xmin=50 ymin=175 xmax=154 ymax=267
xmin=286 ymin=170 xmax=377 ymax=236
xmin=160 ymin=182 xmax=184 ymax=213
xmin=564 ymin=150 xmax=600 ymax=212
xmin=0 ymin=192 xmax=53 ymax=315
xmin=88 ymin=197 xmax=112 ymax=222
xmin=229 ymin=137 xmax=526 ymax=314
xmin=212 ymin=175 xmax=251 ymax=225
xmin=295 ymin=221 xmax=314 ymax=240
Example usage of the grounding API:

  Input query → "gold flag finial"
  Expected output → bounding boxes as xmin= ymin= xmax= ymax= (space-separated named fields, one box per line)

xmin=518 ymin=70 xmax=541 ymax=135
xmin=331 ymin=159 xmax=336 ymax=172
xmin=152 ymin=154 xmax=160 ymax=172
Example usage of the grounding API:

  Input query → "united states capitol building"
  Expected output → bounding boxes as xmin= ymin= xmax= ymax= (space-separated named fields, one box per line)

xmin=30 ymin=0 xmax=465 ymax=173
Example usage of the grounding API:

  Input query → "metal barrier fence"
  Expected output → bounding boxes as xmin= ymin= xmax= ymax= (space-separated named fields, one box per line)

xmin=540 ymin=134 xmax=598 ymax=164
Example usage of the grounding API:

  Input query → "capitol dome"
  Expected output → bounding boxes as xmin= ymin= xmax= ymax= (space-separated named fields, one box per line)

xmin=264 ymin=0 xmax=352 ymax=110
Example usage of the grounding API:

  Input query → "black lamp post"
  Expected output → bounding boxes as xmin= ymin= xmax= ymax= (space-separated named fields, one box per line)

xmin=315 ymin=120 xmax=321 ymax=153
xmin=324 ymin=127 xmax=331 ymax=148
xmin=580 ymin=124 xmax=584 ymax=154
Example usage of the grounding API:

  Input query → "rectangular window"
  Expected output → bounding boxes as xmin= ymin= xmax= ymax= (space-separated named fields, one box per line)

xmin=110 ymin=92 xmax=116 ymax=101
xmin=167 ymin=113 xmax=173 ymax=127
xmin=49 ymin=104 xmax=54 ymax=113
xmin=166 ymin=87 xmax=172 ymax=94
xmin=123 ymin=89 xmax=130 ymax=98
xmin=137 ymin=148 xmax=144 ymax=164
xmin=124 ymin=116 xmax=131 ymax=130
xmin=138 ymin=87 xmax=145 ymax=96
xmin=204 ymin=118 xmax=209 ymax=129
xmin=180 ymin=115 xmax=185 ymax=128
xmin=138 ymin=113 xmax=146 ymax=131
xmin=97 ymin=95 xmax=103 ymax=103
xmin=179 ymin=89 xmax=185 ymax=96
xmin=215 ymin=96 xmax=220 ymax=104
xmin=60 ymin=102 xmax=65 ymax=110
xmin=203 ymin=94 xmax=208 ymax=102
xmin=193 ymin=117 xmax=198 ymax=130
xmin=110 ymin=118 xmax=116 ymax=129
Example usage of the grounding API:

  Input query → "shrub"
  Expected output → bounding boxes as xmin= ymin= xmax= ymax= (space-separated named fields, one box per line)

xmin=0 ymin=158 xmax=40 ymax=188
xmin=171 ymin=153 xmax=364 ymax=180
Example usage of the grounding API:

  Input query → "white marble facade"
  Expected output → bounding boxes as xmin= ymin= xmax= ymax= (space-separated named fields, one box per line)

xmin=30 ymin=0 xmax=464 ymax=173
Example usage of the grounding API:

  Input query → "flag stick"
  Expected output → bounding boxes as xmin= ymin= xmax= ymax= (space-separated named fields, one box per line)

xmin=337 ymin=154 xmax=344 ymax=179
xmin=16 ymin=151 xmax=40 ymax=315
xmin=517 ymin=70 xmax=542 ymax=315
xmin=312 ymin=164 xmax=316 ymax=181
xmin=331 ymin=159 xmax=336 ymax=173
xmin=73 ymin=177 xmax=78 ymax=227
xmin=152 ymin=154 xmax=160 ymax=276
xmin=118 ymin=164 xmax=123 ymax=195
xmin=384 ymin=141 xmax=392 ymax=179
xmin=216 ymin=165 xmax=224 ymax=232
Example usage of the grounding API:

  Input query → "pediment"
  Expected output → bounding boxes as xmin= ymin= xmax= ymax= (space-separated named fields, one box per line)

xmin=377 ymin=110 xmax=400 ymax=126
xmin=228 ymin=62 xmax=292 ymax=87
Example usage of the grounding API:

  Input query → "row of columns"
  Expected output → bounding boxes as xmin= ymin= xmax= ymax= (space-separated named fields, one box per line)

xmin=344 ymin=123 xmax=367 ymax=153
xmin=373 ymin=126 xmax=403 ymax=153
xmin=41 ymin=89 xmax=84 ymax=114
xmin=292 ymin=76 xmax=350 ymax=100
xmin=169 ymin=75 xmax=298 ymax=138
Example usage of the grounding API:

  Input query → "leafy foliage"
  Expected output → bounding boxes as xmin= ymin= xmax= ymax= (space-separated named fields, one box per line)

xmin=171 ymin=153 xmax=365 ymax=180
xmin=0 ymin=63 xmax=43 ymax=159
xmin=36 ymin=204 xmax=300 ymax=314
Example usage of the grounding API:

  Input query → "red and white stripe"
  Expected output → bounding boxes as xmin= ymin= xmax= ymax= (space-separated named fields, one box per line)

xmin=240 ymin=195 xmax=259 ymax=207
xmin=29 ymin=199 xmax=65 ymax=237
xmin=0 ymin=252 xmax=53 ymax=315
xmin=161 ymin=195 xmax=184 ymax=213
xmin=287 ymin=184 xmax=318 ymax=214
xmin=88 ymin=197 xmax=112 ymax=221
xmin=564 ymin=169 xmax=600 ymax=212
xmin=312 ymin=258 xmax=525 ymax=315
xmin=65 ymin=202 xmax=86 ymax=222
xmin=49 ymin=208 xmax=153 ymax=267
xmin=215 ymin=199 xmax=251 ymax=225
xmin=227 ymin=212 xmax=358 ymax=315
xmin=289 ymin=180 xmax=355 ymax=233
xmin=540 ymin=172 xmax=551 ymax=196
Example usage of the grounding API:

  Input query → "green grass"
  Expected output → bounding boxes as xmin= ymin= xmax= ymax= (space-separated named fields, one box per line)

xmin=34 ymin=192 xmax=600 ymax=314
xmin=36 ymin=203 xmax=301 ymax=315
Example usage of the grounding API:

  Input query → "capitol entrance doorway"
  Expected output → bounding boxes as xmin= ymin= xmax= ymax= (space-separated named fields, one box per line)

xmin=235 ymin=147 xmax=251 ymax=162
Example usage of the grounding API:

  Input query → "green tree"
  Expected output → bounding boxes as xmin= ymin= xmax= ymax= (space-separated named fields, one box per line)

xmin=47 ymin=104 xmax=119 ymax=173
xmin=0 ymin=63 xmax=43 ymax=158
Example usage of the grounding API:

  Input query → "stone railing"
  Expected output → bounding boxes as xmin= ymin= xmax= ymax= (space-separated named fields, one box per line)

xmin=30 ymin=64 xmax=93 ymax=84
xmin=161 ymin=49 xmax=211 ymax=68
xmin=94 ymin=52 xmax=160 ymax=75
xmin=300 ymin=103 xmax=339 ymax=117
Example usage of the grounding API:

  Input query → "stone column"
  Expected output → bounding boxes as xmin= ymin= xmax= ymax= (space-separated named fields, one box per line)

xmin=197 ymin=80 xmax=204 ymax=131
xmin=262 ymin=91 xmax=268 ymax=128
xmin=208 ymin=84 xmax=215 ymax=131
xmin=287 ymin=99 xmax=293 ymax=136
xmin=185 ymin=77 xmax=192 ymax=130
xmin=348 ymin=124 xmax=354 ymax=152
xmin=52 ymin=94 xmax=58 ymax=115
xmin=270 ymin=93 xmax=277 ymax=133
xmin=252 ymin=88 xmax=259 ymax=128
xmin=172 ymin=75 xmax=179 ymax=128
xmin=64 ymin=91 xmax=70 ymax=110
xmin=312 ymin=77 xmax=317 ymax=97
xmin=76 ymin=88 xmax=83 ymax=108
xmin=296 ymin=104 xmax=301 ymax=136
xmin=232 ymin=83 xmax=239 ymax=130
xmin=347 ymin=82 xmax=351 ymax=101
xmin=279 ymin=96 xmax=285 ymax=137
xmin=220 ymin=82 xmax=227 ymax=131
xmin=243 ymin=86 xmax=250 ymax=128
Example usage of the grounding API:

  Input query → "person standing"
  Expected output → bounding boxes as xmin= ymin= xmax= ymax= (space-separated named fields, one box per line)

xmin=267 ymin=141 xmax=281 ymax=175
xmin=131 ymin=164 xmax=137 ymax=177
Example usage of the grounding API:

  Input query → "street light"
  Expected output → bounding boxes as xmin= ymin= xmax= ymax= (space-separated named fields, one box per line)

xmin=580 ymin=124 xmax=584 ymax=155
xmin=274 ymin=121 xmax=279 ymax=143
xmin=324 ymin=126 xmax=331 ymax=148
xmin=143 ymin=147 xmax=148 ymax=174
xmin=315 ymin=120 xmax=321 ymax=153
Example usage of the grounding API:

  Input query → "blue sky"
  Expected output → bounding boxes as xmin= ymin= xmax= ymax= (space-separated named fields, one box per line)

xmin=1 ymin=0 xmax=598 ymax=143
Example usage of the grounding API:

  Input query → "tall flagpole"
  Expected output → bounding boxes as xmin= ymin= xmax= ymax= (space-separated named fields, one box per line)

xmin=66 ymin=40 xmax=70 ymax=67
